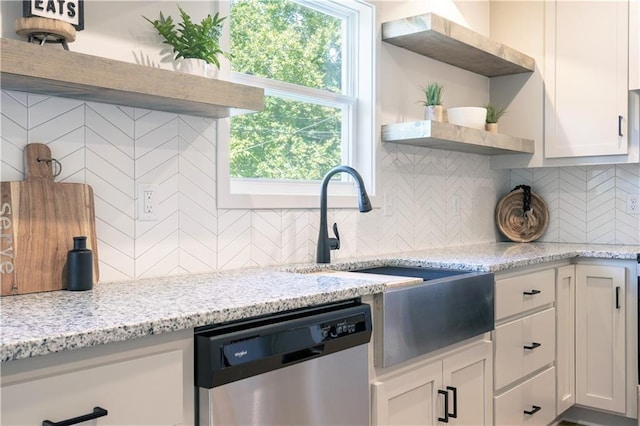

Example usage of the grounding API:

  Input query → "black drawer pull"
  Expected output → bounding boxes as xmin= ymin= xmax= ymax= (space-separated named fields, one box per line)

xmin=615 ymin=286 xmax=620 ymax=309
xmin=524 ymin=405 xmax=541 ymax=415
xmin=523 ymin=289 xmax=541 ymax=296
xmin=523 ymin=342 xmax=541 ymax=350
xmin=618 ymin=115 xmax=624 ymax=137
xmin=43 ymin=407 xmax=108 ymax=426
xmin=438 ymin=389 xmax=449 ymax=423
xmin=447 ymin=386 xmax=458 ymax=419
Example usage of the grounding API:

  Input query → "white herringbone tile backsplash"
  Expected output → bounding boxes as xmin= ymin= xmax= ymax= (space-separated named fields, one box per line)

xmin=510 ymin=164 xmax=640 ymax=244
xmin=2 ymin=90 xmax=639 ymax=282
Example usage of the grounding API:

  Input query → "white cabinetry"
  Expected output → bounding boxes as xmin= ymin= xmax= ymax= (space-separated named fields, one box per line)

xmin=0 ymin=329 xmax=193 ymax=426
xmin=575 ymin=264 xmax=627 ymax=414
xmin=544 ymin=1 xmax=629 ymax=159
xmin=490 ymin=0 xmax=639 ymax=169
xmin=372 ymin=340 xmax=492 ymax=425
xmin=493 ymin=266 xmax=558 ymax=426
xmin=556 ymin=265 xmax=576 ymax=415
xmin=631 ymin=0 xmax=639 ymax=90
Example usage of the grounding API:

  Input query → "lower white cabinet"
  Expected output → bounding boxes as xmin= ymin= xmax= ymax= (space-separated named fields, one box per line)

xmin=372 ymin=340 xmax=493 ymax=425
xmin=494 ymin=366 xmax=556 ymax=426
xmin=0 ymin=329 xmax=193 ymax=426
xmin=556 ymin=265 xmax=576 ymax=415
xmin=576 ymin=263 xmax=627 ymax=414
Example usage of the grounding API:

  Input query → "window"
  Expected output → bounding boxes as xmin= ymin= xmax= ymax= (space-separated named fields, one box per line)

xmin=218 ymin=0 xmax=375 ymax=209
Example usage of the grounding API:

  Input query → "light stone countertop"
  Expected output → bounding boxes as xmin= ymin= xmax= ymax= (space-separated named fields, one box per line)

xmin=1 ymin=242 xmax=638 ymax=363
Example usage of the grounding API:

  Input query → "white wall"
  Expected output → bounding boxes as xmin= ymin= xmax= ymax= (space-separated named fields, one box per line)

xmin=1 ymin=1 xmax=521 ymax=282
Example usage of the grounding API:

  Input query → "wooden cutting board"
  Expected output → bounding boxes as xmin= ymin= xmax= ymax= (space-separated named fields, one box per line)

xmin=0 ymin=143 xmax=99 ymax=295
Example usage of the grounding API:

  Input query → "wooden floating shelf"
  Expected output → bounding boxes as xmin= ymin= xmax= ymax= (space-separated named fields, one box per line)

xmin=0 ymin=38 xmax=263 ymax=118
xmin=382 ymin=121 xmax=535 ymax=155
xmin=382 ymin=13 xmax=535 ymax=77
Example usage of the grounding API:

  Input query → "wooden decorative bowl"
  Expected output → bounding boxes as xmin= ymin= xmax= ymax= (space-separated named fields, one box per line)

xmin=496 ymin=189 xmax=549 ymax=242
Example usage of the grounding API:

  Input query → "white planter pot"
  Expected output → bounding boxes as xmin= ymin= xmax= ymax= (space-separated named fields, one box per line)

xmin=178 ymin=58 xmax=218 ymax=78
xmin=424 ymin=105 xmax=444 ymax=122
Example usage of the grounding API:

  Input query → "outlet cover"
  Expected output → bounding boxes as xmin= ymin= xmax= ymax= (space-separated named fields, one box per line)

xmin=138 ymin=183 xmax=158 ymax=221
xmin=627 ymin=194 xmax=640 ymax=214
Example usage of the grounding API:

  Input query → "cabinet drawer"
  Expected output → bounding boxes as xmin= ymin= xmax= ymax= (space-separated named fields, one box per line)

xmin=495 ymin=308 xmax=555 ymax=390
xmin=1 ymin=349 xmax=184 ymax=425
xmin=496 ymin=269 xmax=555 ymax=320
xmin=494 ymin=366 xmax=556 ymax=426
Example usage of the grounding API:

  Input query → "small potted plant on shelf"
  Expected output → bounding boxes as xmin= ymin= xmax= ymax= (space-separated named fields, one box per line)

xmin=420 ymin=82 xmax=444 ymax=122
xmin=144 ymin=6 xmax=227 ymax=77
xmin=485 ymin=104 xmax=507 ymax=133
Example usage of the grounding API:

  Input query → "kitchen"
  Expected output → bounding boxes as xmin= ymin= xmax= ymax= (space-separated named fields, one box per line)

xmin=1 ymin=0 xmax=639 ymax=425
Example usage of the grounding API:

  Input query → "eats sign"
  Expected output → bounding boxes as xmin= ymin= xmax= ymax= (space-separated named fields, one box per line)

xmin=23 ymin=0 xmax=84 ymax=30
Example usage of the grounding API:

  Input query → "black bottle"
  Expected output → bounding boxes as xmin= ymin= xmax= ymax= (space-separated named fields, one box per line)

xmin=67 ymin=236 xmax=93 ymax=291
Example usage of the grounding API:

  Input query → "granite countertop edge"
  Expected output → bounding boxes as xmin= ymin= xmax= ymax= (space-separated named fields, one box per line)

xmin=2 ymin=242 xmax=638 ymax=363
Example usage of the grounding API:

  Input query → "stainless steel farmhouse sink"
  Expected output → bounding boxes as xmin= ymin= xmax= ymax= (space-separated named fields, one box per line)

xmin=356 ymin=266 xmax=494 ymax=368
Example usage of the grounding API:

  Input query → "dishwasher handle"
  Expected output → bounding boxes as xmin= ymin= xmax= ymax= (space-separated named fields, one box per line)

xmin=282 ymin=344 xmax=325 ymax=364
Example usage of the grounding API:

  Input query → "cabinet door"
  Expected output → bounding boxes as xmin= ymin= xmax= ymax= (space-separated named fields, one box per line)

xmin=631 ymin=0 xmax=639 ymax=90
xmin=442 ymin=341 xmax=493 ymax=426
xmin=372 ymin=361 xmax=443 ymax=426
xmin=556 ymin=265 xmax=576 ymax=415
xmin=1 ymin=349 xmax=185 ymax=425
xmin=576 ymin=264 xmax=626 ymax=413
xmin=544 ymin=0 xmax=629 ymax=158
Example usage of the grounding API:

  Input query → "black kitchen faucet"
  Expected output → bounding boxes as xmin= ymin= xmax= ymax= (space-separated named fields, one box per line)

xmin=316 ymin=165 xmax=372 ymax=263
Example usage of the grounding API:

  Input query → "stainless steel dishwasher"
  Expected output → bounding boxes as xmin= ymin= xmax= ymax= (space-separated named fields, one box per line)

xmin=195 ymin=299 xmax=372 ymax=425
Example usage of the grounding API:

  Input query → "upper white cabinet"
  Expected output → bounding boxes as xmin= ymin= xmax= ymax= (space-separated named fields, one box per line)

xmin=631 ymin=0 xmax=639 ymax=90
xmin=544 ymin=1 xmax=629 ymax=158
xmin=490 ymin=0 xmax=639 ymax=169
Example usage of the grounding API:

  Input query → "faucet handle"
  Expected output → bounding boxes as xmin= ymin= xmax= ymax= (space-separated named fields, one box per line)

xmin=329 ymin=223 xmax=340 ymax=250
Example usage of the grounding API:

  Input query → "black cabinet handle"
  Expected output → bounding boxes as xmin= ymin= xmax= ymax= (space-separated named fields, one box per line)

xmin=447 ymin=386 xmax=458 ymax=419
xmin=615 ymin=286 xmax=620 ymax=309
xmin=523 ymin=342 xmax=541 ymax=350
xmin=523 ymin=289 xmax=541 ymax=296
xmin=43 ymin=407 xmax=108 ymax=426
xmin=618 ymin=115 xmax=624 ymax=137
xmin=438 ymin=389 xmax=449 ymax=423
xmin=524 ymin=405 xmax=541 ymax=415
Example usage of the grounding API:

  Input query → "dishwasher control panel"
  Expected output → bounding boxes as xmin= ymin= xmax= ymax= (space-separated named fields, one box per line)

xmin=320 ymin=314 xmax=366 ymax=340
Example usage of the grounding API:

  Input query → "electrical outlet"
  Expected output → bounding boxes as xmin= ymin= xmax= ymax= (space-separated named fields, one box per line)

xmin=138 ymin=184 xmax=158 ymax=221
xmin=627 ymin=194 xmax=640 ymax=214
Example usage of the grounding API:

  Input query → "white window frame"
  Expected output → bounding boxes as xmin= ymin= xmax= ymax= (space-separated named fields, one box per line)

xmin=217 ymin=0 xmax=375 ymax=209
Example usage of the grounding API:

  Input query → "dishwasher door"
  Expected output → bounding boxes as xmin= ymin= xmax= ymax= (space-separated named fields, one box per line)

xmin=195 ymin=301 xmax=372 ymax=426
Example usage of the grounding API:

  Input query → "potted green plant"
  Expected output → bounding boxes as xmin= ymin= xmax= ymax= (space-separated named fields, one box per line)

xmin=484 ymin=104 xmax=507 ymax=133
xmin=420 ymin=82 xmax=444 ymax=122
xmin=144 ymin=6 xmax=227 ymax=76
